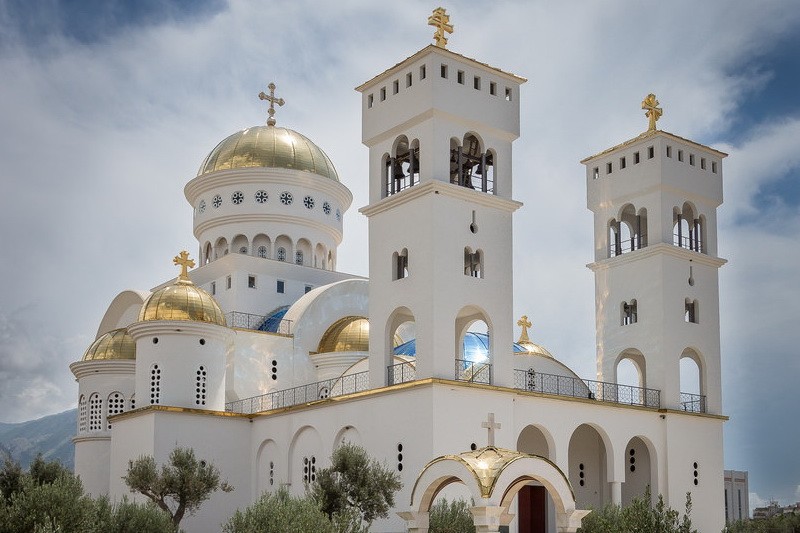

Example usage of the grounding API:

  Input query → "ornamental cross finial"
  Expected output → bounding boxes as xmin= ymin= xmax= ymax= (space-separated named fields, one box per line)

xmin=517 ymin=315 xmax=532 ymax=344
xmin=173 ymin=251 xmax=195 ymax=282
xmin=258 ymin=82 xmax=285 ymax=126
xmin=642 ymin=93 xmax=662 ymax=132
xmin=428 ymin=7 xmax=453 ymax=48
xmin=481 ymin=412 xmax=501 ymax=447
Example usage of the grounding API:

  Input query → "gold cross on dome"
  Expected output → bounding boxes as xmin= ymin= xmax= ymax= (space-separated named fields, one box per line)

xmin=642 ymin=93 xmax=663 ymax=132
xmin=428 ymin=7 xmax=453 ymax=48
xmin=481 ymin=412 xmax=501 ymax=447
xmin=517 ymin=315 xmax=532 ymax=344
xmin=173 ymin=251 xmax=195 ymax=282
xmin=258 ymin=82 xmax=285 ymax=126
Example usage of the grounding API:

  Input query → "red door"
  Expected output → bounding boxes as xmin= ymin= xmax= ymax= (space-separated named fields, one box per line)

xmin=517 ymin=485 xmax=547 ymax=533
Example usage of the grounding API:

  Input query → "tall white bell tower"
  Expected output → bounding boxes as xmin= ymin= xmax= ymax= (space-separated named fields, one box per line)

xmin=358 ymin=9 xmax=526 ymax=388
xmin=584 ymin=95 xmax=727 ymax=414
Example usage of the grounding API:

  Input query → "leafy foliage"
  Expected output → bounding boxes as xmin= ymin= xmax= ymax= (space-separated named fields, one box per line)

xmin=725 ymin=514 xmax=800 ymax=532
xmin=224 ymin=487 xmax=336 ymax=533
xmin=309 ymin=442 xmax=402 ymax=527
xmin=0 ymin=455 xmax=173 ymax=533
xmin=428 ymin=498 xmax=476 ymax=533
xmin=578 ymin=486 xmax=697 ymax=533
xmin=123 ymin=447 xmax=233 ymax=529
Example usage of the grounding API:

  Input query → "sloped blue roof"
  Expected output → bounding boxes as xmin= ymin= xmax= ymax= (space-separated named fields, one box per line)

xmin=258 ymin=306 xmax=290 ymax=332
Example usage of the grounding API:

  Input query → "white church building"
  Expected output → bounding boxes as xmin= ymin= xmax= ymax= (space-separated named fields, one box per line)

xmin=70 ymin=10 xmax=728 ymax=533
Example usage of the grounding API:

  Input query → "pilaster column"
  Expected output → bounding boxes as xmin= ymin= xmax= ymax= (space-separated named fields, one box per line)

xmin=470 ymin=505 xmax=505 ymax=533
xmin=611 ymin=481 xmax=622 ymax=506
xmin=397 ymin=510 xmax=429 ymax=533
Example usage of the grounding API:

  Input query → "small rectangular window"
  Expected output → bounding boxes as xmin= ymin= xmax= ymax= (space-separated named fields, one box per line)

xmin=712 ymin=161 xmax=718 ymax=173
xmin=457 ymin=70 xmax=464 ymax=84
xmin=226 ymin=275 xmax=232 ymax=290
xmin=678 ymin=149 xmax=684 ymax=162
xmin=593 ymin=167 xmax=599 ymax=180
xmin=392 ymin=80 xmax=399 ymax=94
xmin=648 ymin=146 xmax=655 ymax=159
xmin=606 ymin=162 xmax=613 ymax=174
xmin=248 ymin=275 xmax=256 ymax=289
xmin=701 ymin=158 xmax=706 ymax=170
xmin=440 ymin=64 xmax=448 ymax=78
xmin=305 ymin=285 xmax=313 ymax=294
xmin=473 ymin=76 xmax=481 ymax=90
xmin=367 ymin=94 xmax=373 ymax=108
xmin=210 ymin=281 xmax=216 ymax=295
xmin=276 ymin=280 xmax=285 ymax=294
xmin=489 ymin=81 xmax=496 ymax=95
xmin=634 ymin=152 xmax=640 ymax=164
xmin=689 ymin=154 xmax=695 ymax=166
xmin=406 ymin=72 xmax=412 ymax=88
xmin=505 ymin=87 xmax=512 ymax=101
xmin=666 ymin=146 xmax=672 ymax=158
xmin=380 ymin=87 xmax=386 ymax=101
xmin=620 ymin=156 xmax=627 ymax=169
xmin=419 ymin=64 xmax=426 ymax=80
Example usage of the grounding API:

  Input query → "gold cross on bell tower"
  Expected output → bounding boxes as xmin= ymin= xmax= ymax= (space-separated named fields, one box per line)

xmin=642 ymin=93 xmax=663 ymax=132
xmin=173 ymin=251 xmax=195 ymax=282
xmin=259 ymin=82 xmax=285 ymax=126
xmin=428 ymin=7 xmax=453 ymax=48
xmin=517 ymin=315 xmax=532 ymax=344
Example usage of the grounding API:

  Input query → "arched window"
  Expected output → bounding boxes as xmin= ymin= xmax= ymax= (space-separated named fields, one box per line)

xmin=107 ymin=392 xmax=125 ymax=430
xmin=685 ymin=299 xmax=699 ymax=323
xmin=621 ymin=299 xmax=638 ymax=325
xmin=450 ymin=134 xmax=494 ymax=194
xmin=257 ymin=246 xmax=268 ymax=258
xmin=385 ymin=136 xmax=419 ymax=197
xmin=88 ymin=393 xmax=102 ymax=431
xmin=204 ymin=242 xmax=212 ymax=265
xmin=295 ymin=250 xmax=304 ymax=265
xmin=673 ymin=203 xmax=704 ymax=253
xmin=680 ymin=349 xmax=705 ymax=412
xmin=609 ymin=205 xmax=647 ymax=256
xmin=150 ymin=364 xmax=161 ymax=404
xmin=464 ymin=247 xmax=483 ymax=278
xmin=277 ymin=247 xmax=286 ymax=262
xmin=195 ymin=366 xmax=207 ymax=406
xmin=78 ymin=395 xmax=87 ymax=433
xmin=393 ymin=249 xmax=409 ymax=280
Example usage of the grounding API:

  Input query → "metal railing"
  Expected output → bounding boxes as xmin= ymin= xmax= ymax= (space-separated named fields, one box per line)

xmin=455 ymin=359 xmax=492 ymax=384
xmin=673 ymin=233 xmax=703 ymax=253
xmin=609 ymin=236 xmax=648 ymax=257
xmin=226 ymin=371 xmax=369 ymax=414
xmin=513 ymin=369 xmax=661 ymax=409
xmin=680 ymin=392 xmax=707 ymax=413
xmin=225 ymin=311 xmax=292 ymax=335
xmin=387 ymin=361 xmax=416 ymax=385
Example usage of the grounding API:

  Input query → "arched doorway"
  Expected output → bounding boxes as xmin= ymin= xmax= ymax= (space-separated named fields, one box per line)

xmin=517 ymin=426 xmax=556 ymax=533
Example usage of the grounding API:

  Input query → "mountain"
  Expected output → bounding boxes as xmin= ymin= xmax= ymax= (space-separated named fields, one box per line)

xmin=0 ymin=409 xmax=76 ymax=470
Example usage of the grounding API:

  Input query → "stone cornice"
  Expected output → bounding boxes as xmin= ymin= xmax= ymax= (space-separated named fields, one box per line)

xmin=193 ymin=213 xmax=343 ymax=243
xmin=587 ymin=243 xmax=727 ymax=272
xmin=127 ymin=320 xmax=232 ymax=341
xmin=69 ymin=359 xmax=136 ymax=379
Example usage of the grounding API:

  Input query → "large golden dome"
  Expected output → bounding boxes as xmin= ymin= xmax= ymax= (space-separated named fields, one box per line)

xmin=318 ymin=316 xmax=370 ymax=353
xmin=197 ymin=125 xmax=339 ymax=181
xmin=138 ymin=251 xmax=226 ymax=326
xmin=83 ymin=328 xmax=136 ymax=361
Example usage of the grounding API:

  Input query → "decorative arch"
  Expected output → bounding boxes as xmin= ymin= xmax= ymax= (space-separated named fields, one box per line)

xmin=203 ymin=241 xmax=212 ymax=264
xmin=680 ymin=347 xmax=706 ymax=412
xmin=333 ymin=425 xmax=362 ymax=449
xmin=673 ymin=202 xmax=704 ymax=252
xmin=567 ymin=423 xmax=614 ymax=510
xmin=253 ymin=234 xmax=271 ymax=259
xmin=517 ymin=424 xmax=555 ymax=460
xmin=386 ymin=306 xmax=416 ymax=384
xmin=613 ymin=348 xmax=646 ymax=389
xmin=296 ymin=238 xmax=312 ymax=266
xmin=232 ymin=234 xmax=249 ymax=255
xmin=214 ymin=237 xmax=229 ymax=259
xmin=106 ymin=391 xmax=125 ymax=430
xmin=274 ymin=235 xmax=292 ymax=262
xmin=78 ymin=394 xmax=87 ymax=433
xmin=622 ymin=435 xmax=657 ymax=506
xmin=256 ymin=438 xmax=280 ymax=495
xmin=87 ymin=393 xmax=102 ymax=432
xmin=454 ymin=305 xmax=493 ymax=383
xmin=288 ymin=425 xmax=324 ymax=488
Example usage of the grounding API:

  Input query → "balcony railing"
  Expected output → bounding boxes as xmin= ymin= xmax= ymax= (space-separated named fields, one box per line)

xmin=609 ymin=236 xmax=647 ymax=257
xmin=387 ymin=361 xmax=416 ymax=385
xmin=673 ymin=233 xmax=703 ymax=253
xmin=455 ymin=359 xmax=492 ymax=384
xmin=513 ymin=369 xmax=661 ymax=409
xmin=680 ymin=392 xmax=707 ymax=413
xmin=226 ymin=371 xmax=369 ymax=414
xmin=225 ymin=311 xmax=292 ymax=335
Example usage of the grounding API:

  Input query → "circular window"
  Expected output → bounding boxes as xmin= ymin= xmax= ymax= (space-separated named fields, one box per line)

xmin=231 ymin=191 xmax=244 ymax=205
xmin=303 ymin=196 xmax=315 ymax=209
xmin=255 ymin=190 xmax=268 ymax=203
xmin=212 ymin=195 xmax=222 ymax=208
xmin=280 ymin=191 xmax=293 ymax=205
xmin=323 ymin=201 xmax=331 ymax=215
xmin=335 ymin=208 xmax=341 ymax=221
xmin=198 ymin=200 xmax=206 ymax=214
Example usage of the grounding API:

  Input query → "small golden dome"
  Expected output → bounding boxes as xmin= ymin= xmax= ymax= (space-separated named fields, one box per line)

xmin=83 ymin=328 xmax=135 ymax=361
xmin=318 ymin=316 xmax=370 ymax=353
xmin=138 ymin=251 xmax=226 ymax=326
xmin=197 ymin=126 xmax=339 ymax=181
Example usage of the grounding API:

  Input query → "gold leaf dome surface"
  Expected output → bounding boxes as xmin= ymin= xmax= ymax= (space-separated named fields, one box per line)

xmin=197 ymin=125 xmax=339 ymax=181
xmin=83 ymin=328 xmax=136 ymax=361
xmin=318 ymin=316 xmax=370 ymax=353
xmin=138 ymin=279 xmax=226 ymax=326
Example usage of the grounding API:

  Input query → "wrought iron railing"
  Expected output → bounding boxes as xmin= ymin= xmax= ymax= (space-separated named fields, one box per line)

xmin=513 ymin=369 xmax=661 ymax=409
xmin=387 ymin=361 xmax=416 ymax=385
xmin=609 ymin=236 xmax=648 ymax=257
xmin=455 ymin=359 xmax=492 ymax=384
xmin=673 ymin=233 xmax=703 ymax=253
xmin=225 ymin=311 xmax=292 ymax=335
xmin=680 ymin=392 xmax=707 ymax=413
xmin=226 ymin=371 xmax=369 ymax=414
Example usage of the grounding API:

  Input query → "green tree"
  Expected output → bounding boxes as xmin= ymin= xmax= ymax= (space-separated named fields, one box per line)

xmin=428 ymin=498 xmax=476 ymax=533
xmin=123 ymin=447 xmax=233 ymax=529
xmin=0 ymin=457 xmax=22 ymax=503
xmin=577 ymin=487 xmax=697 ymax=533
xmin=224 ymin=488 xmax=336 ymax=533
xmin=725 ymin=513 xmax=800 ymax=532
xmin=309 ymin=442 xmax=402 ymax=528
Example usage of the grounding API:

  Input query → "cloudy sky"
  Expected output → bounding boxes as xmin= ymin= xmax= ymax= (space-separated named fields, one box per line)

xmin=1 ymin=0 xmax=798 ymax=510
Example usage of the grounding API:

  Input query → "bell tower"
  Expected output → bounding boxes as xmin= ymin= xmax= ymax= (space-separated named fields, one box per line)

xmin=358 ymin=9 xmax=526 ymax=388
xmin=584 ymin=95 xmax=727 ymax=414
